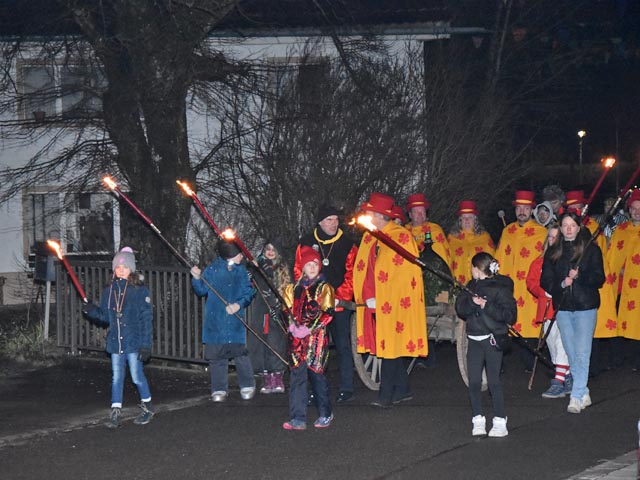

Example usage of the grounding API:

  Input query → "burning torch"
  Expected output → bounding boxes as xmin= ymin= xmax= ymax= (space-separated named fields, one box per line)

xmin=47 ymin=240 xmax=88 ymax=303
xmin=582 ymin=156 xmax=616 ymax=217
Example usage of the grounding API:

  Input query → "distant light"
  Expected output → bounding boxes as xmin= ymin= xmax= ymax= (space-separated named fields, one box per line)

xmin=577 ymin=130 xmax=587 ymax=138
xmin=602 ymin=157 xmax=616 ymax=168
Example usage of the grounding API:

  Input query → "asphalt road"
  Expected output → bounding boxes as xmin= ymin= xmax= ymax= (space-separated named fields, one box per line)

xmin=0 ymin=342 xmax=638 ymax=480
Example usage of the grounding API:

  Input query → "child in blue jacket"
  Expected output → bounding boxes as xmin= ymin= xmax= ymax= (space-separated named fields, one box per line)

xmin=83 ymin=247 xmax=154 ymax=428
xmin=191 ymin=241 xmax=256 ymax=402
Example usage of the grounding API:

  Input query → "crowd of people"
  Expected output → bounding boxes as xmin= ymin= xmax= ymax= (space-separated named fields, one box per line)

xmin=81 ymin=184 xmax=640 ymax=436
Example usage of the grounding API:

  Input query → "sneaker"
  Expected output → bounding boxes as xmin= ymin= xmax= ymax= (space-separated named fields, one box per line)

xmin=211 ymin=391 xmax=228 ymax=402
xmin=472 ymin=415 xmax=486 ymax=436
xmin=271 ymin=372 xmax=285 ymax=394
xmin=581 ymin=393 xmax=592 ymax=409
xmin=240 ymin=387 xmax=256 ymax=400
xmin=314 ymin=413 xmax=334 ymax=428
xmin=282 ymin=419 xmax=307 ymax=430
xmin=564 ymin=374 xmax=573 ymax=395
xmin=133 ymin=401 xmax=155 ymax=425
xmin=370 ymin=399 xmax=392 ymax=409
xmin=392 ymin=392 xmax=413 ymax=405
xmin=260 ymin=372 xmax=273 ymax=394
xmin=336 ymin=391 xmax=355 ymax=403
xmin=106 ymin=407 xmax=121 ymax=429
xmin=488 ymin=417 xmax=508 ymax=437
xmin=567 ymin=396 xmax=582 ymax=413
xmin=541 ymin=381 xmax=566 ymax=399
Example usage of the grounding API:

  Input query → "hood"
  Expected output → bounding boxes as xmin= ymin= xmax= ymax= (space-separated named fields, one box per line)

xmin=533 ymin=201 xmax=555 ymax=226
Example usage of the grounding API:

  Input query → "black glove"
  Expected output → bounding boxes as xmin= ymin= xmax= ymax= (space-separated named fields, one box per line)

xmin=138 ymin=347 xmax=152 ymax=362
xmin=82 ymin=301 xmax=99 ymax=316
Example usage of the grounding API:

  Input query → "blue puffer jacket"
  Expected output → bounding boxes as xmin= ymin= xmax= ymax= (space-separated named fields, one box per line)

xmin=192 ymin=257 xmax=255 ymax=345
xmin=85 ymin=278 xmax=153 ymax=354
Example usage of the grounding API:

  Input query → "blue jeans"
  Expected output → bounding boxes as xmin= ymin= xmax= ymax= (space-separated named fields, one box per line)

xmin=111 ymin=352 xmax=151 ymax=408
xmin=328 ymin=309 xmax=354 ymax=393
xmin=205 ymin=343 xmax=255 ymax=393
xmin=556 ymin=309 xmax=597 ymax=400
xmin=289 ymin=361 xmax=331 ymax=423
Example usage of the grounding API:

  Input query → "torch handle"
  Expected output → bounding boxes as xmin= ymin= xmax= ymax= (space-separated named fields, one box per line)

xmin=60 ymin=256 xmax=88 ymax=303
xmin=620 ymin=161 xmax=640 ymax=196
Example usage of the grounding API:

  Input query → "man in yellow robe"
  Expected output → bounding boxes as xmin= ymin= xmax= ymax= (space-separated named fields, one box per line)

xmin=447 ymin=200 xmax=495 ymax=286
xmin=607 ymin=189 xmax=640 ymax=368
xmin=494 ymin=191 xmax=547 ymax=347
xmin=404 ymin=193 xmax=451 ymax=267
xmin=354 ymin=192 xmax=427 ymax=408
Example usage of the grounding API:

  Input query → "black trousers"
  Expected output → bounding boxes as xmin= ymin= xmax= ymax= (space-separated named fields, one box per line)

xmin=467 ymin=337 xmax=505 ymax=418
xmin=377 ymin=357 xmax=411 ymax=404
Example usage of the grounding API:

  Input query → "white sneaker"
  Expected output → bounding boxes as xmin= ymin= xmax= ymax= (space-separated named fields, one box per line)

xmin=211 ymin=391 xmax=228 ymax=402
xmin=240 ymin=387 xmax=255 ymax=400
xmin=567 ymin=396 xmax=582 ymax=413
xmin=472 ymin=415 xmax=486 ymax=436
xmin=581 ymin=393 xmax=592 ymax=409
xmin=488 ymin=417 xmax=508 ymax=437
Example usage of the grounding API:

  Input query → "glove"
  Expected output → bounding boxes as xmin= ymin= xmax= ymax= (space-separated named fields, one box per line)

xmin=82 ymin=301 xmax=99 ymax=316
xmin=190 ymin=266 xmax=201 ymax=280
xmin=291 ymin=325 xmax=311 ymax=339
xmin=138 ymin=347 xmax=151 ymax=362
xmin=365 ymin=298 xmax=376 ymax=309
xmin=225 ymin=303 xmax=240 ymax=315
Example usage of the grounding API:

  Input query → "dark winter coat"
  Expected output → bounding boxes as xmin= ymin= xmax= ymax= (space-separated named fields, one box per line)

xmin=192 ymin=257 xmax=255 ymax=345
xmin=540 ymin=240 xmax=605 ymax=312
xmin=85 ymin=277 xmax=153 ymax=355
xmin=455 ymin=275 xmax=517 ymax=336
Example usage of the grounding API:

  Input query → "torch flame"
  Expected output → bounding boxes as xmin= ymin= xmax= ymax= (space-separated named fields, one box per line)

xmin=221 ymin=228 xmax=236 ymax=240
xmin=356 ymin=214 xmax=377 ymax=231
xmin=603 ymin=157 xmax=616 ymax=168
xmin=47 ymin=240 xmax=63 ymax=260
xmin=176 ymin=180 xmax=194 ymax=197
xmin=103 ymin=176 xmax=117 ymax=190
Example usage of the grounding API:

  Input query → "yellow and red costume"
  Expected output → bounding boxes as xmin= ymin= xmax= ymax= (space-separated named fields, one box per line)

xmin=448 ymin=230 xmax=495 ymax=286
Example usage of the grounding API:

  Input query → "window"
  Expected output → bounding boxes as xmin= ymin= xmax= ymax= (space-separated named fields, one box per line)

xmin=18 ymin=61 xmax=106 ymax=122
xmin=266 ymin=57 xmax=329 ymax=115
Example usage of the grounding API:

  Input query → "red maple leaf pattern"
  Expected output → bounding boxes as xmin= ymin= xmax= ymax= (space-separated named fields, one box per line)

xmin=451 ymin=260 xmax=458 ymax=271
xmin=411 ymin=277 xmax=417 ymax=289
xmin=356 ymin=259 xmax=365 ymax=271
xmin=455 ymin=247 xmax=464 ymax=256
xmin=513 ymin=323 xmax=522 ymax=332
xmin=392 ymin=254 xmax=404 ymax=266
xmin=632 ymin=254 xmax=640 ymax=265
xmin=606 ymin=273 xmax=617 ymax=285
xmin=516 ymin=296 xmax=525 ymax=307
xmin=400 ymin=297 xmax=412 ymax=309
xmin=617 ymin=240 xmax=625 ymax=250
xmin=381 ymin=302 xmax=392 ymax=314
xmin=535 ymin=241 xmax=543 ymax=252
xmin=524 ymin=227 xmax=535 ymax=237
xmin=628 ymin=300 xmax=636 ymax=311
xmin=516 ymin=270 xmax=526 ymax=280
xmin=606 ymin=319 xmax=617 ymax=330
xmin=357 ymin=335 xmax=364 ymax=347
xmin=378 ymin=270 xmax=389 ymax=283
xmin=421 ymin=225 xmax=430 ymax=233
xmin=395 ymin=321 xmax=405 ymax=333
xmin=380 ymin=339 xmax=385 ymax=350
xmin=417 ymin=338 xmax=425 ymax=350
xmin=629 ymin=278 xmax=638 ymax=289
xmin=520 ymin=247 xmax=531 ymax=258
xmin=619 ymin=223 xmax=629 ymax=230
xmin=622 ymin=321 xmax=627 ymax=330
xmin=458 ymin=275 xmax=466 ymax=284
xmin=475 ymin=246 xmax=484 ymax=253
xmin=436 ymin=233 xmax=445 ymax=243
xmin=457 ymin=232 xmax=466 ymax=240
xmin=505 ymin=245 xmax=512 ymax=256
xmin=508 ymin=225 xmax=517 ymax=234
xmin=364 ymin=235 xmax=373 ymax=243
xmin=398 ymin=232 xmax=410 ymax=244
xmin=406 ymin=339 xmax=416 ymax=353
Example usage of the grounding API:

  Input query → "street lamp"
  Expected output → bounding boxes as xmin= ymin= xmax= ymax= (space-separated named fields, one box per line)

xmin=577 ymin=130 xmax=586 ymax=183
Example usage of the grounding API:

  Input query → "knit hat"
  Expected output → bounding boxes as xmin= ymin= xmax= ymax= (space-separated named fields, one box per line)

xmin=390 ymin=205 xmax=407 ymax=223
xmin=360 ymin=192 xmax=394 ymax=217
xmin=299 ymin=245 xmax=321 ymax=270
xmin=456 ymin=200 xmax=478 ymax=216
xmin=405 ymin=193 xmax=430 ymax=212
xmin=218 ymin=240 xmax=242 ymax=260
xmin=512 ymin=190 xmax=536 ymax=206
xmin=112 ymin=247 xmax=136 ymax=272
xmin=316 ymin=205 xmax=340 ymax=224
xmin=565 ymin=190 xmax=587 ymax=207
xmin=627 ymin=189 xmax=640 ymax=208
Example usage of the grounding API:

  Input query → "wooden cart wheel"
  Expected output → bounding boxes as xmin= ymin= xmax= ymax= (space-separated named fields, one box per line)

xmin=456 ymin=319 xmax=488 ymax=391
xmin=351 ymin=312 xmax=381 ymax=390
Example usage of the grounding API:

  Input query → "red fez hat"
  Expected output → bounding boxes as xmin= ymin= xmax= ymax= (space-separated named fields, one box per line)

xmin=456 ymin=200 xmax=478 ymax=216
xmin=405 ymin=193 xmax=430 ymax=212
xmin=391 ymin=205 xmax=407 ymax=223
xmin=512 ymin=190 xmax=535 ymax=207
xmin=361 ymin=192 xmax=394 ymax=217
xmin=565 ymin=190 xmax=587 ymax=206
xmin=627 ymin=189 xmax=640 ymax=208
xmin=299 ymin=245 xmax=321 ymax=270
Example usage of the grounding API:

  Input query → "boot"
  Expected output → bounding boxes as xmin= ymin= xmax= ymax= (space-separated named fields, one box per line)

xmin=488 ymin=417 xmax=508 ymax=437
xmin=133 ymin=401 xmax=155 ymax=425
xmin=260 ymin=371 xmax=273 ymax=394
xmin=106 ymin=407 xmax=121 ymax=429
xmin=471 ymin=415 xmax=486 ymax=436
xmin=272 ymin=371 xmax=285 ymax=394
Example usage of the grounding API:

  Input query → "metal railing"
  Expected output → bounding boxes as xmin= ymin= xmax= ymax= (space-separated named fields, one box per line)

xmin=55 ymin=261 xmax=207 ymax=364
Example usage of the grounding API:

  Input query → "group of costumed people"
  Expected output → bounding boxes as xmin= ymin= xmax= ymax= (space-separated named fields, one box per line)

xmin=81 ymin=182 xmax=640 ymax=437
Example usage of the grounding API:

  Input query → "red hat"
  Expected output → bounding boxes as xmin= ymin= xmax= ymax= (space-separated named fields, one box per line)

xmin=405 ymin=193 xmax=430 ymax=212
xmin=361 ymin=192 xmax=394 ymax=217
xmin=565 ymin=190 xmax=587 ymax=207
xmin=456 ymin=200 xmax=478 ymax=216
xmin=390 ymin=205 xmax=407 ymax=223
xmin=512 ymin=190 xmax=535 ymax=207
xmin=627 ymin=189 xmax=640 ymax=208
xmin=299 ymin=245 xmax=321 ymax=269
